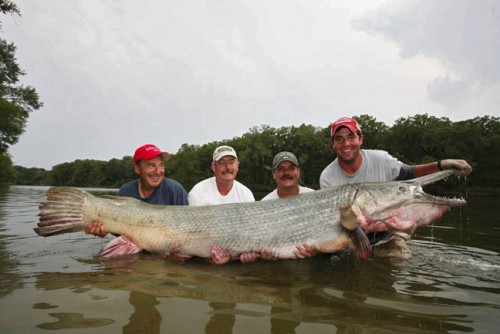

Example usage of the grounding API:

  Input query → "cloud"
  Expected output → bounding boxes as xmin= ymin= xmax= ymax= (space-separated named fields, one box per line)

xmin=353 ymin=0 xmax=500 ymax=115
xmin=2 ymin=0 xmax=496 ymax=169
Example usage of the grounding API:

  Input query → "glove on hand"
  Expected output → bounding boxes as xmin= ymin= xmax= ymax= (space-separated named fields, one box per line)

xmin=440 ymin=159 xmax=472 ymax=177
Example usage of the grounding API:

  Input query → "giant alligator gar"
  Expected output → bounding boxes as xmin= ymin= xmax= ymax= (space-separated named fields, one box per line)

xmin=35 ymin=170 xmax=465 ymax=261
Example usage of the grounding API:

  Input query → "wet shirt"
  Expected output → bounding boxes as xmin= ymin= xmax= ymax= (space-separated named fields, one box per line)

xmin=117 ymin=178 xmax=189 ymax=205
xmin=261 ymin=186 xmax=315 ymax=201
xmin=188 ymin=177 xmax=255 ymax=206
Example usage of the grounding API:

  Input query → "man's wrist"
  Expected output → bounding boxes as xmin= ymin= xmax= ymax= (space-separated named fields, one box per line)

xmin=437 ymin=160 xmax=443 ymax=171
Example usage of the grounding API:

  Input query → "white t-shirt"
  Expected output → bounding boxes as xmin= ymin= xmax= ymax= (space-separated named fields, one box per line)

xmin=261 ymin=186 xmax=315 ymax=201
xmin=319 ymin=149 xmax=403 ymax=188
xmin=188 ymin=177 xmax=255 ymax=206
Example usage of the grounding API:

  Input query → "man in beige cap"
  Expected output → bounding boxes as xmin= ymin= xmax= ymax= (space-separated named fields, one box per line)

xmin=188 ymin=145 xmax=255 ymax=205
xmin=188 ymin=145 xmax=256 ymax=263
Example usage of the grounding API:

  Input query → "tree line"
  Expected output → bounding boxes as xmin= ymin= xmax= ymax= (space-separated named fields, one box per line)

xmin=7 ymin=114 xmax=500 ymax=196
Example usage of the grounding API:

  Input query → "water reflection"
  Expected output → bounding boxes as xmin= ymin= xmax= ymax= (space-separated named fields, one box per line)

xmin=36 ymin=312 xmax=114 ymax=330
xmin=1 ymin=186 xmax=499 ymax=333
xmin=29 ymin=249 xmax=500 ymax=333
xmin=0 ymin=184 xmax=23 ymax=297
xmin=123 ymin=292 xmax=161 ymax=333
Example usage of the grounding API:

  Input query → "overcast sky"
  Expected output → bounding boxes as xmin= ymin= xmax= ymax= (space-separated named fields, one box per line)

xmin=3 ymin=0 xmax=499 ymax=169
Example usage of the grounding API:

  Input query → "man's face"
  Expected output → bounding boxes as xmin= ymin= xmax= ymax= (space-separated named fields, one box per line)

xmin=331 ymin=127 xmax=364 ymax=164
xmin=134 ymin=155 xmax=165 ymax=189
xmin=212 ymin=155 xmax=239 ymax=184
xmin=273 ymin=161 xmax=300 ymax=189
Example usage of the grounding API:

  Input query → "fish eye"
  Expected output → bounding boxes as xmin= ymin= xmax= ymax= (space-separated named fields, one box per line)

xmin=399 ymin=186 xmax=406 ymax=193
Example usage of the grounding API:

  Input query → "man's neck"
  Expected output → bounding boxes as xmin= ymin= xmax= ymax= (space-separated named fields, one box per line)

xmin=216 ymin=180 xmax=234 ymax=196
xmin=277 ymin=186 xmax=300 ymax=198
xmin=338 ymin=153 xmax=363 ymax=175
xmin=138 ymin=182 xmax=155 ymax=198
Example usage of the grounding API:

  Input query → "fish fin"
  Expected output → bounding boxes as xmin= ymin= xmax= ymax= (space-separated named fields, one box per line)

xmin=350 ymin=227 xmax=372 ymax=259
xmin=98 ymin=236 xmax=143 ymax=258
xmin=339 ymin=203 xmax=358 ymax=230
xmin=35 ymin=187 xmax=89 ymax=236
xmin=367 ymin=231 xmax=396 ymax=246
xmin=100 ymin=195 xmax=140 ymax=203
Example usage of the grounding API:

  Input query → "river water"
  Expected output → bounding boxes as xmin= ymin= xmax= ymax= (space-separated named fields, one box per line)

xmin=0 ymin=185 xmax=499 ymax=333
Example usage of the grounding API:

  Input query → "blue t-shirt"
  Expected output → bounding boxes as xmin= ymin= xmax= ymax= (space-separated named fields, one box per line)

xmin=117 ymin=178 xmax=189 ymax=205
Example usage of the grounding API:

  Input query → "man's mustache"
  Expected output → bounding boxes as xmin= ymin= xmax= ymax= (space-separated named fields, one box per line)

xmin=280 ymin=174 xmax=294 ymax=180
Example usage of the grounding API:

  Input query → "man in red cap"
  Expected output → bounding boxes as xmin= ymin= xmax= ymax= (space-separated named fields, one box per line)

xmin=119 ymin=144 xmax=188 ymax=203
xmin=320 ymin=117 xmax=473 ymax=258
xmin=86 ymin=144 xmax=188 ymax=236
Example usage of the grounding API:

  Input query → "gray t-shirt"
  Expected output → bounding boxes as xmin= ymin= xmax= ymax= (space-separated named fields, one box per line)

xmin=319 ymin=149 xmax=413 ymax=188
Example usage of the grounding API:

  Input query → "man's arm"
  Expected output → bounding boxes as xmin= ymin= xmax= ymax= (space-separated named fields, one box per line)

xmin=413 ymin=159 xmax=472 ymax=178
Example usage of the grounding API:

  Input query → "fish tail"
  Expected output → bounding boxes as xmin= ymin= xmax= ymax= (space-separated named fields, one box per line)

xmin=35 ymin=187 xmax=89 ymax=236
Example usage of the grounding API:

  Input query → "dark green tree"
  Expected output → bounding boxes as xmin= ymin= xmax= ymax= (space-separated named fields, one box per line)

xmin=0 ymin=0 xmax=19 ymax=19
xmin=451 ymin=116 xmax=500 ymax=187
xmin=13 ymin=165 xmax=49 ymax=185
xmin=103 ymin=157 xmax=135 ymax=188
xmin=236 ymin=125 xmax=276 ymax=188
xmin=0 ymin=151 xmax=13 ymax=182
xmin=384 ymin=114 xmax=453 ymax=164
xmin=354 ymin=114 xmax=390 ymax=150
xmin=0 ymin=1 xmax=43 ymax=182
xmin=168 ymin=144 xmax=210 ymax=191
xmin=49 ymin=162 xmax=73 ymax=186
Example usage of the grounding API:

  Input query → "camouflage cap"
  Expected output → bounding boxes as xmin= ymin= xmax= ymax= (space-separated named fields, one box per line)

xmin=272 ymin=151 xmax=299 ymax=170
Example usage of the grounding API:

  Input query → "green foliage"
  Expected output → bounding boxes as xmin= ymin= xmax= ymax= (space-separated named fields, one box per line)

xmin=103 ymin=157 xmax=136 ymax=188
xmin=0 ymin=1 xmax=19 ymax=26
xmin=47 ymin=158 xmax=135 ymax=188
xmin=0 ymin=152 xmax=14 ymax=183
xmin=355 ymin=114 xmax=390 ymax=150
xmin=384 ymin=114 xmax=454 ymax=164
xmin=167 ymin=143 xmax=211 ymax=191
xmin=0 ymin=97 xmax=28 ymax=153
xmin=1 ymin=4 xmax=43 ymax=154
xmin=12 ymin=165 xmax=49 ymax=185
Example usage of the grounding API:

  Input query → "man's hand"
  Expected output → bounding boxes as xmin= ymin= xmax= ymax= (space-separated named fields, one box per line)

xmin=440 ymin=159 xmax=472 ymax=177
xmin=167 ymin=246 xmax=193 ymax=264
xmin=259 ymin=249 xmax=279 ymax=261
xmin=239 ymin=252 xmax=259 ymax=263
xmin=210 ymin=245 xmax=232 ymax=265
xmin=85 ymin=221 xmax=108 ymax=237
xmin=292 ymin=242 xmax=317 ymax=259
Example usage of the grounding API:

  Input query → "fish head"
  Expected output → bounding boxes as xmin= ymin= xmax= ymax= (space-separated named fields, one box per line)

xmin=351 ymin=170 xmax=467 ymax=233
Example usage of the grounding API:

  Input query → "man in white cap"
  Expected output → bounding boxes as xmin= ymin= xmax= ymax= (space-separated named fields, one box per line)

xmin=320 ymin=116 xmax=473 ymax=257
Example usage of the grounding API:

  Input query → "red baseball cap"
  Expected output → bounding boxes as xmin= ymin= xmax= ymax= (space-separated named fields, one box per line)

xmin=133 ymin=144 xmax=171 ymax=163
xmin=330 ymin=117 xmax=362 ymax=137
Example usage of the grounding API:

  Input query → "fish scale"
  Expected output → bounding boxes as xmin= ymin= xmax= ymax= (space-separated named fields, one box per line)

xmin=35 ymin=170 xmax=466 ymax=261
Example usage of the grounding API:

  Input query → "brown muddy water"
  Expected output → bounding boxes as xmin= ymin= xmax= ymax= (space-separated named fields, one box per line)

xmin=0 ymin=185 xmax=499 ymax=333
